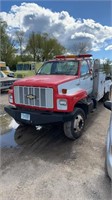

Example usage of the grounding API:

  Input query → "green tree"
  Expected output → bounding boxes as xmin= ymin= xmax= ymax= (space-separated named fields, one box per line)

xmin=0 ymin=18 xmax=16 ymax=66
xmin=26 ymin=32 xmax=43 ymax=61
xmin=43 ymin=37 xmax=65 ymax=60
xmin=103 ymin=59 xmax=112 ymax=76
xmin=26 ymin=32 xmax=65 ymax=61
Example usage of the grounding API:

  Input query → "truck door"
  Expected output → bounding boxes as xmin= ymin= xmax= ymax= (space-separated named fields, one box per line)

xmin=80 ymin=60 xmax=93 ymax=95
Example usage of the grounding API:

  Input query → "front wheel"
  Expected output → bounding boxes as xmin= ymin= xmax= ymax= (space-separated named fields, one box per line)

xmin=15 ymin=120 xmax=26 ymax=126
xmin=64 ymin=108 xmax=86 ymax=140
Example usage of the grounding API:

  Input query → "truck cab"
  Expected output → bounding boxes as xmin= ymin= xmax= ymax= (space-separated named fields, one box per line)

xmin=4 ymin=54 xmax=112 ymax=140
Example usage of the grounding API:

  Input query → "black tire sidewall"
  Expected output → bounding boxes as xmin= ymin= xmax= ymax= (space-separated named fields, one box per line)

xmin=103 ymin=90 xmax=111 ymax=102
xmin=71 ymin=108 xmax=86 ymax=139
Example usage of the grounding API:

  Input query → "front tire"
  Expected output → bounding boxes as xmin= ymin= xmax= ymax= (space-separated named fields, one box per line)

xmin=15 ymin=120 xmax=26 ymax=126
xmin=64 ymin=107 xmax=86 ymax=140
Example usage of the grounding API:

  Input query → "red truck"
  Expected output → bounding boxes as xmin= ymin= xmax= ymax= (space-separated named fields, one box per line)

xmin=4 ymin=54 xmax=112 ymax=139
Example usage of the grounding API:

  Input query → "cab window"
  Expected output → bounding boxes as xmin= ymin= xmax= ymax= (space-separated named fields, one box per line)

xmin=80 ymin=61 xmax=89 ymax=76
xmin=0 ymin=72 xmax=4 ymax=77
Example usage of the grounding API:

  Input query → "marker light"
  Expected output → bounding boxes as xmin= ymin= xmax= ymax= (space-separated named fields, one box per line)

xmin=55 ymin=54 xmax=92 ymax=59
xmin=62 ymin=89 xmax=67 ymax=94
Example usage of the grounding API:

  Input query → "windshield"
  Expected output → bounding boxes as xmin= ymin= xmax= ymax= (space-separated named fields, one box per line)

xmin=16 ymin=64 xmax=31 ymax=71
xmin=0 ymin=71 xmax=6 ymax=77
xmin=0 ymin=72 xmax=4 ymax=77
xmin=0 ymin=67 xmax=7 ymax=71
xmin=37 ymin=61 xmax=78 ymax=75
xmin=16 ymin=64 xmax=23 ymax=70
xmin=23 ymin=64 xmax=31 ymax=70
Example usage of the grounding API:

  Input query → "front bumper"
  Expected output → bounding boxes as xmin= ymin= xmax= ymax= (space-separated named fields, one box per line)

xmin=4 ymin=105 xmax=74 ymax=125
xmin=0 ymin=86 xmax=11 ymax=90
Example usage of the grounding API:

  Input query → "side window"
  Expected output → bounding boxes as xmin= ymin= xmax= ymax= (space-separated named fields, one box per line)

xmin=0 ymin=72 xmax=4 ymax=77
xmin=80 ymin=61 xmax=89 ymax=76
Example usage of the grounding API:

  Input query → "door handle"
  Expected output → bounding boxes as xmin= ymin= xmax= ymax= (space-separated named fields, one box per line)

xmin=83 ymin=77 xmax=88 ymax=80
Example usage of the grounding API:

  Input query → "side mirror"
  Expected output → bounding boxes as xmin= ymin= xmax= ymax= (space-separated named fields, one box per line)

xmin=104 ymin=101 xmax=112 ymax=111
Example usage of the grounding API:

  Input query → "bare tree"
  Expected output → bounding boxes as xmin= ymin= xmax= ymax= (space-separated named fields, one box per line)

xmin=15 ymin=30 xmax=24 ymax=60
xmin=73 ymin=41 xmax=92 ymax=54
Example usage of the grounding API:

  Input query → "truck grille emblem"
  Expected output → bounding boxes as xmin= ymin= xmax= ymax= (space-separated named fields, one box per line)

xmin=26 ymin=94 xmax=36 ymax=100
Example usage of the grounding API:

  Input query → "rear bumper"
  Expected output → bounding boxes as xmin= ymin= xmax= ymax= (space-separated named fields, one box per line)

xmin=4 ymin=105 xmax=74 ymax=125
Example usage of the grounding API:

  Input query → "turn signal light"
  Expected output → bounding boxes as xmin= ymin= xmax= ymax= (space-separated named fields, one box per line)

xmin=62 ymin=89 xmax=67 ymax=94
xmin=9 ymin=94 xmax=13 ymax=103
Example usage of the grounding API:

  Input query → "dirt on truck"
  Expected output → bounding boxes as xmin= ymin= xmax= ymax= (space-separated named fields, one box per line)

xmin=4 ymin=54 xmax=112 ymax=140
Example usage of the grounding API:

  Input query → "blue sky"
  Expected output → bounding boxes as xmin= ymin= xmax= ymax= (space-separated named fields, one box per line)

xmin=1 ymin=1 xmax=112 ymax=26
xmin=1 ymin=0 xmax=112 ymax=59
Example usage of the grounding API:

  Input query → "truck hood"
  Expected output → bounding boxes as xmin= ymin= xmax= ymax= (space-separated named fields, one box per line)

xmin=14 ymin=75 xmax=78 ymax=87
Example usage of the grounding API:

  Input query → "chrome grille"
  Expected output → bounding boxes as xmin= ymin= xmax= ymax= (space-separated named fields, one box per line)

xmin=14 ymin=86 xmax=53 ymax=108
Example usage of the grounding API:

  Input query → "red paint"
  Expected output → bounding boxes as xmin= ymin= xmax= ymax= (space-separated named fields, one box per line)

xmin=9 ymin=86 xmax=87 ymax=113
xmin=14 ymin=75 xmax=79 ymax=87
xmin=9 ymin=55 xmax=91 ymax=113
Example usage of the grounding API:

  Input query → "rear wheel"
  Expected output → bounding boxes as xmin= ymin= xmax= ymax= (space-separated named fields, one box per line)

xmin=64 ymin=107 xmax=86 ymax=140
xmin=103 ymin=90 xmax=111 ymax=102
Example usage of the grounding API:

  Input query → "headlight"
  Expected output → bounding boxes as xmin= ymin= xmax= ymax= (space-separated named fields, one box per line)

xmin=59 ymin=99 xmax=67 ymax=105
xmin=9 ymin=94 xmax=13 ymax=103
xmin=57 ymin=99 xmax=67 ymax=110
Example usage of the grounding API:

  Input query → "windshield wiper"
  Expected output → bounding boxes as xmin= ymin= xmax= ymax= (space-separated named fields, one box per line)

xmin=37 ymin=73 xmax=49 ymax=75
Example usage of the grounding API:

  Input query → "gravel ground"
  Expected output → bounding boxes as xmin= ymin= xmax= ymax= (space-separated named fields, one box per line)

xmin=0 ymin=92 xmax=112 ymax=200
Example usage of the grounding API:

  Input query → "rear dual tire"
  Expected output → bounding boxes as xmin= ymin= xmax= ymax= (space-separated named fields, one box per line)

xmin=103 ymin=90 xmax=111 ymax=102
xmin=64 ymin=107 xmax=86 ymax=140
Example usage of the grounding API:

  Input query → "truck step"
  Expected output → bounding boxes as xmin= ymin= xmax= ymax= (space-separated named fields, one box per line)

xmin=86 ymin=98 xmax=97 ymax=113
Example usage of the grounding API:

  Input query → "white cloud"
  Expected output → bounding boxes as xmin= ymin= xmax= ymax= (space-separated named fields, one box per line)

xmin=105 ymin=45 xmax=112 ymax=51
xmin=0 ymin=2 xmax=112 ymax=52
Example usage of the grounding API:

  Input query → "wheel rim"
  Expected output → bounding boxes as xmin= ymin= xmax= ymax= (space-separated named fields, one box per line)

xmin=73 ymin=114 xmax=84 ymax=133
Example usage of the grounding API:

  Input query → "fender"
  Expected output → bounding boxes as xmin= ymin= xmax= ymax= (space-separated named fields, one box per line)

xmin=55 ymin=89 xmax=88 ymax=112
xmin=67 ymin=89 xmax=88 ymax=112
